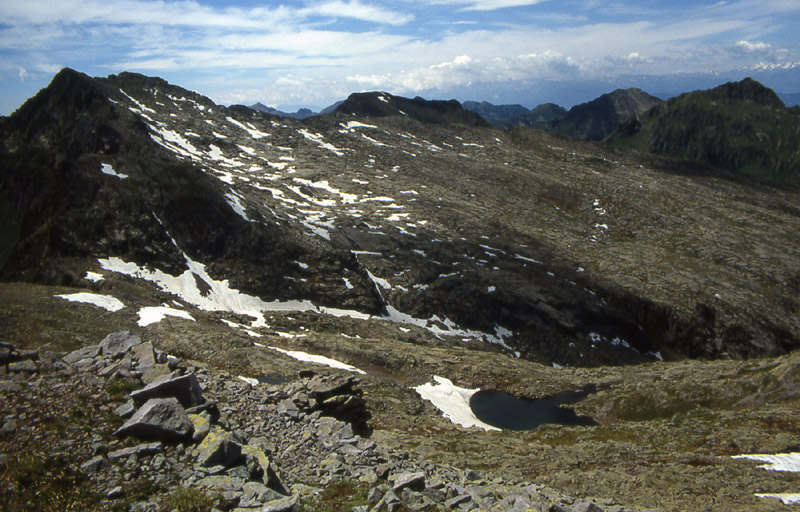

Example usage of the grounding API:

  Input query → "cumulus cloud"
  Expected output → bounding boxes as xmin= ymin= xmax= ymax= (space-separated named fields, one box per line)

xmin=346 ymin=50 xmax=582 ymax=95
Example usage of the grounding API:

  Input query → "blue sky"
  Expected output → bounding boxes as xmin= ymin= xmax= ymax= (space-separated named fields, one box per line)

xmin=1 ymin=0 xmax=799 ymax=114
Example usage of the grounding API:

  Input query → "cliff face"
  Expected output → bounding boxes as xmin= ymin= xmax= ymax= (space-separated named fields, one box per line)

xmin=609 ymin=77 xmax=800 ymax=183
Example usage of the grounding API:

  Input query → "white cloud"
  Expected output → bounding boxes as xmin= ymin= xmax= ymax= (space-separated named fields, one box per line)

xmin=307 ymin=0 xmax=414 ymax=25
xmin=423 ymin=0 xmax=549 ymax=11
xmin=735 ymin=40 xmax=772 ymax=53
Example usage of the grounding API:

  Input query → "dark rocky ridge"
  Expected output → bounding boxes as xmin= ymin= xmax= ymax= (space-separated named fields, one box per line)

xmin=0 ymin=69 xmax=383 ymax=314
xmin=333 ymin=92 xmax=489 ymax=127
xmin=551 ymin=88 xmax=663 ymax=141
xmin=608 ymin=77 xmax=800 ymax=184
xmin=1 ymin=68 xmax=799 ymax=368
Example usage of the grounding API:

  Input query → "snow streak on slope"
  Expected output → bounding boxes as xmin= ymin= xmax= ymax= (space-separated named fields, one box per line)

xmin=268 ymin=346 xmax=366 ymax=374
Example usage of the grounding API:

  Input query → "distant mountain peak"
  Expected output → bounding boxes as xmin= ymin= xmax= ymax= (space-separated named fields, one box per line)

xmin=333 ymin=92 xmax=488 ymax=127
xmin=551 ymin=88 xmax=662 ymax=141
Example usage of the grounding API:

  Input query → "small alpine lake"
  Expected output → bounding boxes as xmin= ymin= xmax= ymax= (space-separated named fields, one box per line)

xmin=469 ymin=385 xmax=598 ymax=431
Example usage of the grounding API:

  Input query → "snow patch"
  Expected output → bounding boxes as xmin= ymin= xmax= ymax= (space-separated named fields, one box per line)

xmin=137 ymin=306 xmax=195 ymax=327
xmin=100 ymin=163 xmax=128 ymax=179
xmin=734 ymin=453 xmax=800 ymax=472
xmin=226 ymin=117 xmax=269 ymax=138
xmin=268 ymin=346 xmax=365 ymax=374
xmin=55 ymin=293 xmax=125 ymax=312
xmin=298 ymin=129 xmax=344 ymax=156
xmin=225 ymin=191 xmax=251 ymax=221
xmin=734 ymin=452 xmax=800 ymax=503
xmin=413 ymin=376 xmax=500 ymax=431
xmin=85 ymin=271 xmax=104 ymax=282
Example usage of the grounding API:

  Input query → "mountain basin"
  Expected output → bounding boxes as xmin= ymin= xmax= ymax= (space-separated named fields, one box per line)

xmin=469 ymin=385 xmax=598 ymax=431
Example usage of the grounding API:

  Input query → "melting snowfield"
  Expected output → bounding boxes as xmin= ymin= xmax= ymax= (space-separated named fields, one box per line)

xmin=733 ymin=452 xmax=800 ymax=504
xmin=99 ymin=251 xmax=514 ymax=350
xmin=413 ymin=376 xmax=500 ymax=431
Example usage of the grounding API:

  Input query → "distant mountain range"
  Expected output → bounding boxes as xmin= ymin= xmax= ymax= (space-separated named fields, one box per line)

xmin=244 ymin=79 xmax=798 ymax=183
xmin=248 ymin=102 xmax=317 ymax=120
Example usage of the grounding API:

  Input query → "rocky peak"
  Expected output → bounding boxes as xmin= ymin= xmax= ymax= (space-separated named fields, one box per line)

xmin=705 ymin=77 xmax=786 ymax=108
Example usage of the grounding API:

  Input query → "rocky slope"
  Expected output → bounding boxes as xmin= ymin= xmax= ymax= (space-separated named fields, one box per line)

xmin=552 ymin=88 xmax=662 ymax=141
xmin=3 ymin=69 xmax=799 ymax=367
xmin=608 ymin=78 xmax=800 ymax=183
xmin=2 ymin=332 xmax=638 ymax=512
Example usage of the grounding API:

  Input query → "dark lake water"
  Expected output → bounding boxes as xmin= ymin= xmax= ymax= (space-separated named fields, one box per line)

xmin=257 ymin=374 xmax=289 ymax=385
xmin=469 ymin=385 xmax=597 ymax=431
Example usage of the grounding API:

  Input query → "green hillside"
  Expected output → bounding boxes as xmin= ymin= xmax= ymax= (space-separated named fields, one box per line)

xmin=608 ymin=78 xmax=800 ymax=184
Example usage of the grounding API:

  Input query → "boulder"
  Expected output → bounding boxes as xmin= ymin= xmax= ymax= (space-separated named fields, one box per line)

xmin=130 ymin=373 xmax=204 ymax=408
xmin=239 ymin=482 xmax=285 ymax=507
xmin=392 ymin=471 xmax=426 ymax=493
xmin=194 ymin=426 xmax=244 ymax=468
xmin=114 ymin=397 xmax=193 ymax=441
xmin=100 ymin=331 xmax=143 ymax=358
xmin=130 ymin=341 xmax=156 ymax=370
xmin=63 ymin=344 xmax=101 ymax=364
xmin=80 ymin=456 xmax=107 ymax=475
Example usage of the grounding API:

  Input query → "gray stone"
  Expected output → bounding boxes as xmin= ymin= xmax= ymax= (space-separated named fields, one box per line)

xmin=195 ymin=474 xmax=246 ymax=492
xmin=233 ymin=495 xmax=297 ymax=512
xmin=392 ymin=471 xmax=426 ymax=493
xmin=239 ymin=481 xmax=285 ymax=507
xmin=1 ymin=420 xmax=17 ymax=434
xmin=130 ymin=373 xmax=205 ymax=408
xmin=0 ymin=381 xmax=22 ymax=393
xmin=190 ymin=411 xmax=212 ymax=443
xmin=130 ymin=342 xmax=156 ymax=370
xmin=63 ymin=344 xmax=101 ymax=364
xmin=195 ymin=426 xmax=243 ymax=468
xmin=115 ymin=400 xmax=136 ymax=418
xmin=80 ymin=455 xmax=107 ymax=475
xmin=276 ymin=399 xmax=299 ymax=419
xmin=100 ymin=331 xmax=143 ymax=358
xmin=9 ymin=360 xmax=37 ymax=372
xmin=367 ymin=486 xmax=384 ymax=506
xmin=107 ymin=486 xmax=124 ymax=498
xmin=108 ymin=442 xmax=163 ymax=461
xmin=444 ymin=493 xmax=472 ymax=509
xmin=570 ymin=502 xmax=604 ymax=512
xmin=114 ymin=397 xmax=193 ymax=441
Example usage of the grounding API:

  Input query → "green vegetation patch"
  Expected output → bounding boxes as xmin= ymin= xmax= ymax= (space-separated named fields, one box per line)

xmin=299 ymin=480 xmax=371 ymax=512
xmin=0 ymin=454 xmax=103 ymax=512
xmin=161 ymin=486 xmax=219 ymax=512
